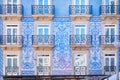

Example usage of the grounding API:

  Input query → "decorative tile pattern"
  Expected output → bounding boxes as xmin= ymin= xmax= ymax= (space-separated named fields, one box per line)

xmin=21 ymin=18 xmax=35 ymax=75
xmin=88 ymin=17 xmax=102 ymax=74
xmin=52 ymin=18 xmax=72 ymax=75
xmin=119 ymin=19 xmax=120 ymax=72
xmin=0 ymin=19 xmax=3 ymax=80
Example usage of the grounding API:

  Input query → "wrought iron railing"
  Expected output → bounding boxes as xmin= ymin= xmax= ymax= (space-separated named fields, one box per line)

xmin=100 ymin=5 xmax=120 ymax=15
xmin=99 ymin=35 xmax=119 ymax=45
xmin=69 ymin=5 xmax=92 ymax=15
xmin=5 ymin=66 xmax=19 ymax=75
xmin=37 ymin=66 xmax=50 ymax=75
xmin=32 ymin=5 xmax=55 ymax=15
xmin=74 ymin=66 xmax=87 ymax=75
xmin=32 ymin=35 xmax=55 ymax=45
xmin=70 ymin=35 xmax=92 ymax=45
xmin=0 ymin=4 xmax=23 ymax=15
xmin=0 ymin=35 xmax=23 ymax=45
xmin=104 ymin=66 xmax=116 ymax=75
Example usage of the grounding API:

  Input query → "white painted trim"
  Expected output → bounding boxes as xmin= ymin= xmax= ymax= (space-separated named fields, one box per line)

xmin=5 ymin=23 xmax=20 ymax=35
xmin=37 ymin=24 xmax=50 ymax=35
xmin=102 ymin=51 xmax=117 ymax=66
xmin=74 ymin=24 xmax=87 ymax=35
xmin=103 ymin=24 xmax=117 ymax=35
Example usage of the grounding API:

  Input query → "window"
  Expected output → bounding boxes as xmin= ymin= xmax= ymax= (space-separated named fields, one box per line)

xmin=104 ymin=54 xmax=116 ymax=72
xmin=37 ymin=25 xmax=49 ymax=44
xmin=104 ymin=25 xmax=115 ymax=44
xmin=75 ymin=25 xmax=86 ymax=44
xmin=6 ymin=0 xmax=19 ymax=14
xmin=37 ymin=0 xmax=50 ymax=5
xmin=37 ymin=0 xmax=51 ymax=14
xmin=6 ymin=25 xmax=18 ymax=44
xmin=75 ymin=0 xmax=85 ymax=5
xmin=104 ymin=0 xmax=116 ymax=13
xmin=74 ymin=54 xmax=86 ymax=75
xmin=37 ymin=55 xmax=50 ymax=75
xmin=6 ymin=55 xmax=18 ymax=75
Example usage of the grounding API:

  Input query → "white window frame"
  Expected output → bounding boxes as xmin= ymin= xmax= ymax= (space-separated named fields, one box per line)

xmin=74 ymin=24 xmax=87 ymax=35
xmin=104 ymin=24 xmax=117 ymax=43
xmin=104 ymin=24 xmax=117 ymax=34
xmin=37 ymin=55 xmax=50 ymax=66
xmin=37 ymin=24 xmax=50 ymax=35
xmin=6 ymin=24 xmax=19 ymax=44
xmin=104 ymin=53 xmax=116 ymax=66
xmin=6 ymin=55 xmax=18 ymax=67
xmin=74 ymin=54 xmax=87 ymax=66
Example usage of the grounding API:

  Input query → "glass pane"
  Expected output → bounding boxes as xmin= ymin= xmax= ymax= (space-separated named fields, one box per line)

xmin=76 ymin=28 xmax=79 ymax=35
xmin=7 ymin=5 xmax=12 ymax=13
xmin=111 ymin=58 xmax=115 ymax=66
xmin=39 ymin=0 xmax=43 ymax=5
xmin=13 ymin=0 xmax=17 ymax=4
xmin=44 ymin=58 xmax=49 ymax=66
xmin=105 ymin=58 xmax=109 ymax=66
xmin=75 ymin=58 xmax=80 ymax=66
xmin=111 ymin=58 xmax=115 ymax=71
xmin=105 ymin=28 xmax=110 ymax=43
xmin=7 ymin=58 xmax=12 ymax=66
xmin=81 ymin=28 xmax=85 ymax=43
xmin=38 ymin=28 xmax=43 ymax=35
xmin=13 ymin=5 xmax=17 ymax=13
xmin=106 ymin=0 xmax=109 ymax=5
xmin=111 ymin=1 xmax=115 ymax=13
xmin=13 ymin=58 xmax=17 ymax=66
xmin=7 ymin=29 xmax=11 ymax=43
xmin=13 ymin=29 xmax=17 ymax=43
xmin=44 ymin=5 xmax=49 ymax=14
xmin=7 ymin=0 xmax=11 ymax=4
xmin=39 ymin=58 xmax=43 ymax=66
xmin=44 ymin=28 xmax=49 ymax=43
xmin=76 ymin=0 xmax=79 ymax=5
xmin=111 ymin=28 xmax=115 ymax=43
xmin=44 ymin=0 xmax=48 ymax=5
xmin=38 ymin=29 xmax=43 ymax=43
xmin=105 ymin=58 xmax=109 ymax=71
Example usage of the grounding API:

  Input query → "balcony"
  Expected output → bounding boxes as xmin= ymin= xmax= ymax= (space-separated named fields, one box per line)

xmin=0 ymin=4 xmax=23 ymax=21
xmin=0 ymin=35 xmax=22 ymax=48
xmin=37 ymin=66 xmax=50 ymax=75
xmin=32 ymin=5 xmax=55 ymax=21
xmin=5 ymin=66 xmax=19 ymax=75
xmin=103 ymin=66 xmax=116 ymax=75
xmin=69 ymin=5 xmax=92 ymax=21
xmin=70 ymin=35 xmax=92 ymax=49
xmin=74 ymin=66 xmax=87 ymax=75
xmin=100 ymin=5 xmax=120 ymax=20
xmin=32 ymin=35 xmax=54 ymax=49
xmin=99 ymin=35 xmax=119 ymax=48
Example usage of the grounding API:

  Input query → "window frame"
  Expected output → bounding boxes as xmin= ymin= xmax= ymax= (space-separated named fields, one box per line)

xmin=4 ymin=0 xmax=20 ymax=4
xmin=103 ymin=0 xmax=117 ymax=5
xmin=37 ymin=55 xmax=50 ymax=66
xmin=6 ymin=55 xmax=18 ymax=67
xmin=36 ymin=0 xmax=51 ymax=5
xmin=73 ymin=0 xmax=89 ymax=5
xmin=37 ymin=24 xmax=50 ymax=35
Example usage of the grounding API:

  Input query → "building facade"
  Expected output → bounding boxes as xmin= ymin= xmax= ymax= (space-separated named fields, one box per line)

xmin=0 ymin=0 xmax=120 ymax=79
